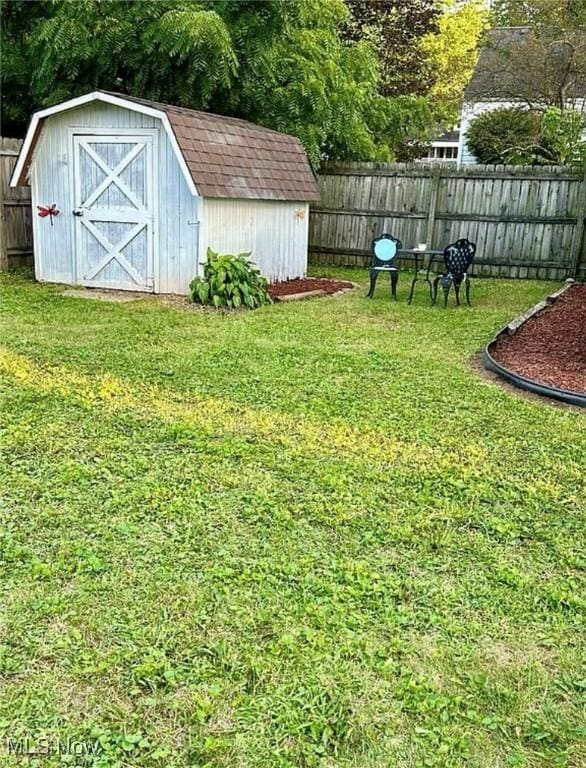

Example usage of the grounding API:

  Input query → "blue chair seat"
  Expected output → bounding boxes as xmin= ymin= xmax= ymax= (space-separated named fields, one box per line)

xmin=366 ymin=234 xmax=402 ymax=299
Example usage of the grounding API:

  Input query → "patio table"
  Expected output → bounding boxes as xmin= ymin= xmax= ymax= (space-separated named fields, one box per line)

xmin=399 ymin=248 xmax=444 ymax=305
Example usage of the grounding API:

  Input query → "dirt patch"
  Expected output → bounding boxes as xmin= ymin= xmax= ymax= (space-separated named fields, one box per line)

xmin=156 ymin=294 xmax=218 ymax=313
xmin=62 ymin=279 xmax=355 ymax=308
xmin=491 ymin=283 xmax=586 ymax=394
xmin=62 ymin=288 xmax=218 ymax=313
xmin=62 ymin=288 xmax=146 ymax=303
xmin=268 ymin=277 xmax=355 ymax=298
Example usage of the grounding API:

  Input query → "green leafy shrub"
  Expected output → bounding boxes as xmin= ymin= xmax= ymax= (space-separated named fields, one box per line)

xmin=466 ymin=106 xmax=586 ymax=168
xmin=189 ymin=249 xmax=272 ymax=310
xmin=541 ymin=107 xmax=586 ymax=169
xmin=466 ymin=107 xmax=545 ymax=165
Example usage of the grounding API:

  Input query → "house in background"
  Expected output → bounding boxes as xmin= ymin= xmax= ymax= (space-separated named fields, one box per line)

xmin=458 ymin=26 xmax=586 ymax=164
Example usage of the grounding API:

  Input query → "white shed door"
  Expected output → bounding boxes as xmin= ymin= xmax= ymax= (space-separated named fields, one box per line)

xmin=73 ymin=134 xmax=155 ymax=291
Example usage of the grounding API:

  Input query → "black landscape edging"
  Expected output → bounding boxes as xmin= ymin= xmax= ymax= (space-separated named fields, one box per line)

xmin=483 ymin=279 xmax=586 ymax=408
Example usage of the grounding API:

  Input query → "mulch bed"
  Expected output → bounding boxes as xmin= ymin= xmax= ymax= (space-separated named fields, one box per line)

xmin=491 ymin=283 xmax=586 ymax=394
xmin=267 ymin=277 xmax=355 ymax=298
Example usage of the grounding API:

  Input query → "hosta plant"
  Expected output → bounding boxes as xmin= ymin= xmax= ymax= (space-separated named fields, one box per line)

xmin=189 ymin=249 xmax=272 ymax=310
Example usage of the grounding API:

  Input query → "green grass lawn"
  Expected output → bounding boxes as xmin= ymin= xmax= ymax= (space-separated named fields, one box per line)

xmin=0 ymin=268 xmax=584 ymax=768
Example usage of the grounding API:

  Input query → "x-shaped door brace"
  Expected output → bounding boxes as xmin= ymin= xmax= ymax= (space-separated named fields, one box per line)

xmin=80 ymin=141 xmax=147 ymax=211
xmin=81 ymin=218 xmax=147 ymax=285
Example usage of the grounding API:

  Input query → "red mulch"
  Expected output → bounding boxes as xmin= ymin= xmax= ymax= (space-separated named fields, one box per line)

xmin=268 ymin=277 xmax=354 ymax=298
xmin=492 ymin=283 xmax=586 ymax=394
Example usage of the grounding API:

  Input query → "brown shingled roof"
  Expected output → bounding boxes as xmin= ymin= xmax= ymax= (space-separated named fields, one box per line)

xmin=465 ymin=27 xmax=586 ymax=103
xmin=103 ymin=91 xmax=319 ymax=202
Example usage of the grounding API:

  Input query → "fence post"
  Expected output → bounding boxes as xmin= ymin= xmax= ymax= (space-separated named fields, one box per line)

xmin=0 ymin=156 xmax=7 ymax=272
xmin=571 ymin=171 xmax=586 ymax=279
xmin=426 ymin=164 xmax=441 ymax=247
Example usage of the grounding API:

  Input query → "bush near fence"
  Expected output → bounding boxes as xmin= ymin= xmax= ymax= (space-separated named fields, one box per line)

xmin=309 ymin=162 xmax=586 ymax=281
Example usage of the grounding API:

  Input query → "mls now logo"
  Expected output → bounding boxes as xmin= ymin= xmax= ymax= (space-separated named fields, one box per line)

xmin=6 ymin=736 xmax=101 ymax=757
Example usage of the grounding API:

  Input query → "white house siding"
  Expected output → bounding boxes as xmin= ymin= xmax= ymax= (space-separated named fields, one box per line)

xmin=459 ymin=99 xmax=586 ymax=165
xmin=201 ymin=198 xmax=309 ymax=282
xmin=29 ymin=101 xmax=198 ymax=293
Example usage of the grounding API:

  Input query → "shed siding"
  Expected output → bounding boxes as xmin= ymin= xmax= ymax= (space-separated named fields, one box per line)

xmin=202 ymin=198 xmax=308 ymax=282
xmin=30 ymin=101 xmax=198 ymax=292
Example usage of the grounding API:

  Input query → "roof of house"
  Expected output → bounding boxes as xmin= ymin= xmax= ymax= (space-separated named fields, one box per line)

xmin=465 ymin=27 xmax=530 ymax=101
xmin=465 ymin=26 xmax=586 ymax=103
xmin=431 ymin=129 xmax=460 ymax=145
xmin=11 ymin=91 xmax=319 ymax=201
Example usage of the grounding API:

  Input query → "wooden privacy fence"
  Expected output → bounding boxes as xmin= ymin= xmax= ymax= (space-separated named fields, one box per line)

xmin=0 ymin=138 xmax=33 ymax=270
xmin=310 ymin=162 xmax=586 ymax=281
xmin=2 ymin=151 xmax=586 ymax=280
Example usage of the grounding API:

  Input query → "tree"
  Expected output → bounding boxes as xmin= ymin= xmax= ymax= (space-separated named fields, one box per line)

xmin=420 ymin=0 xmax=489 ymax=123
xmin=0 ymin=1 xmax=52 ymax=136
xmin=485 ymin=1 xmax=586 ymax=110
xmin=341 ymin=1 xmax=490 ymax=156
xmin=541 ymin=106 xmax=586 ymax=168
xmin=492 ymin=0 xmax=586 ymax=29
xmin=487 ymin=30 xmax=586 ymax=110
xmin=210 ymin=0 xmax=395 ymax=167
xmin=0 ymin=0 xmax=402 ymax=167
xmin=343 ymin=0 xmax=440 ymax=97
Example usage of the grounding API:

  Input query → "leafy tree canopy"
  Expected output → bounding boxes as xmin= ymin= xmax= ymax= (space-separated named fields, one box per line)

xmin=492 ymin=0 xmax=586 ymax=30
xmin=541 ymin=106 xmax=586 ymax=168
xmin=343 ymin=0 xmax=439 ymax=97
xmin=342 ymin=0 xmax=487 ymax=154
xmin=1 ymin=0 xmax=488 ymax=166
xmin=421 ymin=0 xmax=489 ymax=123
xmin=0 ymin=0 xmax=402 ymax=167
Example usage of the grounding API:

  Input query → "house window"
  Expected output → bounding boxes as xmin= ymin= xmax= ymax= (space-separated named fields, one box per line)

xmin=419 ymin=143 xmax=458 ymax=162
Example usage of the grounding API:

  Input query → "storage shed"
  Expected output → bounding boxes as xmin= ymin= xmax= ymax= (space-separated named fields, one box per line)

xmin=11 ymin=91 xmax=319 ymax=293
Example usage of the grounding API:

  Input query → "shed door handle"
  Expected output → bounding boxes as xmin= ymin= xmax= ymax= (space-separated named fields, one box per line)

xmin=73 ymin=208 xmax=84 ymax=217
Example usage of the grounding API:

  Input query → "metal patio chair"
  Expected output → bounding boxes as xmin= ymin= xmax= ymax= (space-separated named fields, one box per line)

xmin=366 ymin=234 xmax=403 ymax=299
xmin=433 ymin=238 xmax=476 ymax=307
